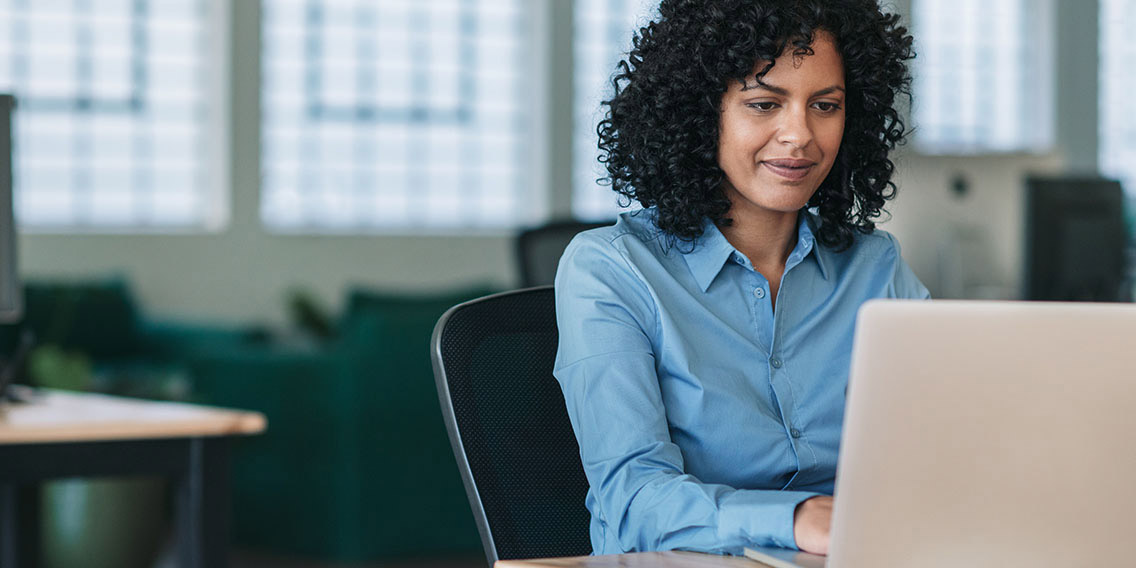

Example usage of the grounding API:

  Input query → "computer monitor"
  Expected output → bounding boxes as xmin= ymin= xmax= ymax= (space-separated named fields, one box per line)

xmin=0 ymin=94 xmax=18 ymax=323
xmin=1023 ymin=176 xmax=1130 ymax=302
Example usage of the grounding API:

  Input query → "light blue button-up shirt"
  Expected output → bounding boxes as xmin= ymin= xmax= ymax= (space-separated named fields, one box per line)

xmin=553 ymin=209 xmax=929 ymax=556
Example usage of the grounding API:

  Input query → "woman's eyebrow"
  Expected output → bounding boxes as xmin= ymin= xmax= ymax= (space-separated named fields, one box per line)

xmin=745 ymin=82 xmax=846 ymax=97
xmin=812 ymin=85 xmax=846 ymax=97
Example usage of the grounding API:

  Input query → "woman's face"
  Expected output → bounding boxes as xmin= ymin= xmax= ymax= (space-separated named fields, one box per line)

xmin=717 ymin=31 xmax=846 ymax=220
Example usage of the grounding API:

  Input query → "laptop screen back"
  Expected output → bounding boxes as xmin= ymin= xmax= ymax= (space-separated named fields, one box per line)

xmin=830 ymin=300 xmax=1136 ymax=568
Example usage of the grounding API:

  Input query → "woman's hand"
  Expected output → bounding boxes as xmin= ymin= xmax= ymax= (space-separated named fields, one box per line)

xmin=793 ymin=496 xmax=834 ymax=555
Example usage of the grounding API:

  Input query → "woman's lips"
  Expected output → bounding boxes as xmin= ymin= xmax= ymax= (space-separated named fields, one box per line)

xmin=762 ymin=160 xmax=815 ymax=181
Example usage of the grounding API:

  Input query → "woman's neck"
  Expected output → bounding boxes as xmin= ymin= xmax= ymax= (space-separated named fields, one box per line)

xmin=718 ymin=209 xmax=800 ymax=274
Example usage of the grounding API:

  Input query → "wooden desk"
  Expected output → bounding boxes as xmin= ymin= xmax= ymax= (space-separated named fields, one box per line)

xmin=0 ymin=389 xmax=266 ymax=568
xmin=497 ymin=551 xmax=767 ymax=568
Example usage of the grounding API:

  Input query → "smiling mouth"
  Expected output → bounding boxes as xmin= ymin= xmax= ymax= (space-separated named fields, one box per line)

xmin=762 ymin=160 xmax=815 ymax=181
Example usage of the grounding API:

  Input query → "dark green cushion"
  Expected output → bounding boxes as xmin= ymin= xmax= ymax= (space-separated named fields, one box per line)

xmin=0 ymin=279 xmax=140 ymax=360
xmin=190 ymin=285 xmax=495 ymax=561
xmin=339 ymin=286 xmax=495 ymax=557
xmin=188 ymin=347 xmax=357 ymax=557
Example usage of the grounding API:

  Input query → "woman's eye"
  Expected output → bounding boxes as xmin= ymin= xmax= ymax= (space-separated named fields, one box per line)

xmin=747 ymin=102 xmax=777 ymax=112
xmin=814 ymin=102 xmax=843 ymax=113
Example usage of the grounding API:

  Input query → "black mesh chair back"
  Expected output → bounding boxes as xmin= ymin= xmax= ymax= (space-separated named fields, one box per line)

xmin=516 ymin=220 xmax=613 ymax=287
xmin=431 ymin=286 xmax=592 ymax=565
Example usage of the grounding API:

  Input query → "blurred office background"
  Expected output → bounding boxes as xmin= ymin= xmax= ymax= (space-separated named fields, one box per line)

xmin=5 ymin=0 xmax=1135 ymax=319
xmin=0 ymin=0 xmax=1133 ymax=567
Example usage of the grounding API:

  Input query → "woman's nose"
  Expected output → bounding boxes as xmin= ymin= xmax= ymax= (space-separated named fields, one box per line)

xmin=776 ymin=107 xmax=814 ymax=150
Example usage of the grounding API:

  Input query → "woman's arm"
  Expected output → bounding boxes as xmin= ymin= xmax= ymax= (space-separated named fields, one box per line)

xmin=883 ymin=231 xmax=931 ymax=300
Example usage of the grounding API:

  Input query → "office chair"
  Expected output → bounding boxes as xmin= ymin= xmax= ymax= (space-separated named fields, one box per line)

xmin=431 ymin=286 xmax=592 ymax=565
xmin=516 ymin=220 xmax=612 ymax=287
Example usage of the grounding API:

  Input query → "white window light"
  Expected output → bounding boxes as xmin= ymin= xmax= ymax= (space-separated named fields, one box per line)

xmin=1100 ymin=0 xmax=1136 ymax=199
xmin=260 ymin=0 xmax=532 ymax=232
xmin=571 ymin=0 xmax=655 ymax=222
xmin=0 ymin=0 xmax=227 ymax=232
xmin=911 ymin=0 xmax=1054 ymax=154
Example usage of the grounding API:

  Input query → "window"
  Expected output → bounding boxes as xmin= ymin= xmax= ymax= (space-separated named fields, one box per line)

xmin=571 ymin=0 xmax=655 ymax=221
xmin=260 ymin=0 xmax=530 ymax=232
xmin=911 ymin=0 xmax=1053 ymax=154
xmin=1100 ymin=0 xmax=1136 ymax=200
xmin=0 ymin=0 xmax=223 ymax=231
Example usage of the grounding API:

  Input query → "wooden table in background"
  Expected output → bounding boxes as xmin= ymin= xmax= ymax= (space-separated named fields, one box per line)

xmin=0 ymin=389 xmax=266 ymax=568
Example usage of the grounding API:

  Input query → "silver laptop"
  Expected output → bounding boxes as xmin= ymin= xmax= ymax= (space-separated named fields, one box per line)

xmin=746 ymin=300 xmax=1136 ymax=568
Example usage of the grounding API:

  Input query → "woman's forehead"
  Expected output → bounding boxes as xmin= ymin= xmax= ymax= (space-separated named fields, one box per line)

xmin=737 ymin=32 xmax=845 ymax=91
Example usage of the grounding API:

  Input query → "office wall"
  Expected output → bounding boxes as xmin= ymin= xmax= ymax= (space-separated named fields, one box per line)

xmin=884 ymin=0 xmax=1097 ymax=299
xmin=885 ymin=151 xmax=1064 ymax=299
xmin=19 ymin=231 xmax=517 ymax=326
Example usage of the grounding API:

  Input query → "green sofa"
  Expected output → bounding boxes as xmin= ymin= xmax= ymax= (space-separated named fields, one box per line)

xmin=1 ymin=279 xmax=493 ymax=562
xmin=188 ymin=286 xmax=494 ymax=560
xmin=0 ymin=278 xmax=262 ymax=395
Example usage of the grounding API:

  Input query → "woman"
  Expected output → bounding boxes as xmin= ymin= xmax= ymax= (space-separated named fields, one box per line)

xmin=553 ymin=0 xmax=927 ymax=557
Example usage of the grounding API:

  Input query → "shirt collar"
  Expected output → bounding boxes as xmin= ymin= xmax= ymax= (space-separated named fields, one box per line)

xmin=681 ymin=212 xmax=830 ymax=293
xmin=794 ymin=212 xmax=831 ymax=281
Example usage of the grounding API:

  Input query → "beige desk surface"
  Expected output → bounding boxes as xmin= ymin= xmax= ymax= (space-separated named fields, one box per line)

xmin=0 ymin=389 xmax=266 ymax=444
xmin=497 ymin=551 xmax=766 ymax=568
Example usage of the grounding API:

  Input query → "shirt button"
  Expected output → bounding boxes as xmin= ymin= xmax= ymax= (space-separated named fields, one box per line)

xmin=754 ymin=287 xmax=766 ymax=299
xmin=770 ymin=357 xmax=782 ymax=369
xmin=790 ymin=428 xmax=801 ymax=439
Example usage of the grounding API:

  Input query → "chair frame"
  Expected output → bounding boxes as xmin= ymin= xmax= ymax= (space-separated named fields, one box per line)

xmin=431 ymin=285 xmax=556 ymax=566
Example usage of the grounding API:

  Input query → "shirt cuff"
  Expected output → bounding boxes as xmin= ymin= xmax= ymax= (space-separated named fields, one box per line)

xmin=718 ymin=490 xmax=824 ymax=551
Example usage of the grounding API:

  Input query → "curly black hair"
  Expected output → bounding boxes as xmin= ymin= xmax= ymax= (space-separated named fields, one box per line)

xmin=597 ymin=0 xmax=915 ymax=251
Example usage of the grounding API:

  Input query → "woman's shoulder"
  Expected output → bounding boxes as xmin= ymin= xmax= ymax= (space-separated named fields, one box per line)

xmin=806 ymin=213 xmax=909 ymax=279
xmin=839 ymin=225 xmax=929 ymax=299
xmin=806 ymin=210 xmax=902 ymax=261
xmin=557 ymin=209 xmax=678 ymax=291
xmin=848 ymin=227 xmax=903 ymax=259
xmin=565 ymin=209 xmax=668 ymax=259
xmin=808 ymin=214 xmax=928 ymax=298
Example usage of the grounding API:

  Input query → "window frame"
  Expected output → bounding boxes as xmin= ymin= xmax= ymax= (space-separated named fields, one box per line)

xmin=5 ymin=0 xmax=1122 ymax=236
xmin=4 ymin=0 xmax=232 ymax=235
xmin=907 ymin=0 xmax=1057 ymax=158
xmin=255 ymin=0 xmax=549 ymax=236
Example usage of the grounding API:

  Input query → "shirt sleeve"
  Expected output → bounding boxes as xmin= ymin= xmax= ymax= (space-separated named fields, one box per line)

xmin=553 ymin=233 xmax=821 ymax=555
xmin=882 ymin=231 xmax=931 ymax=300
